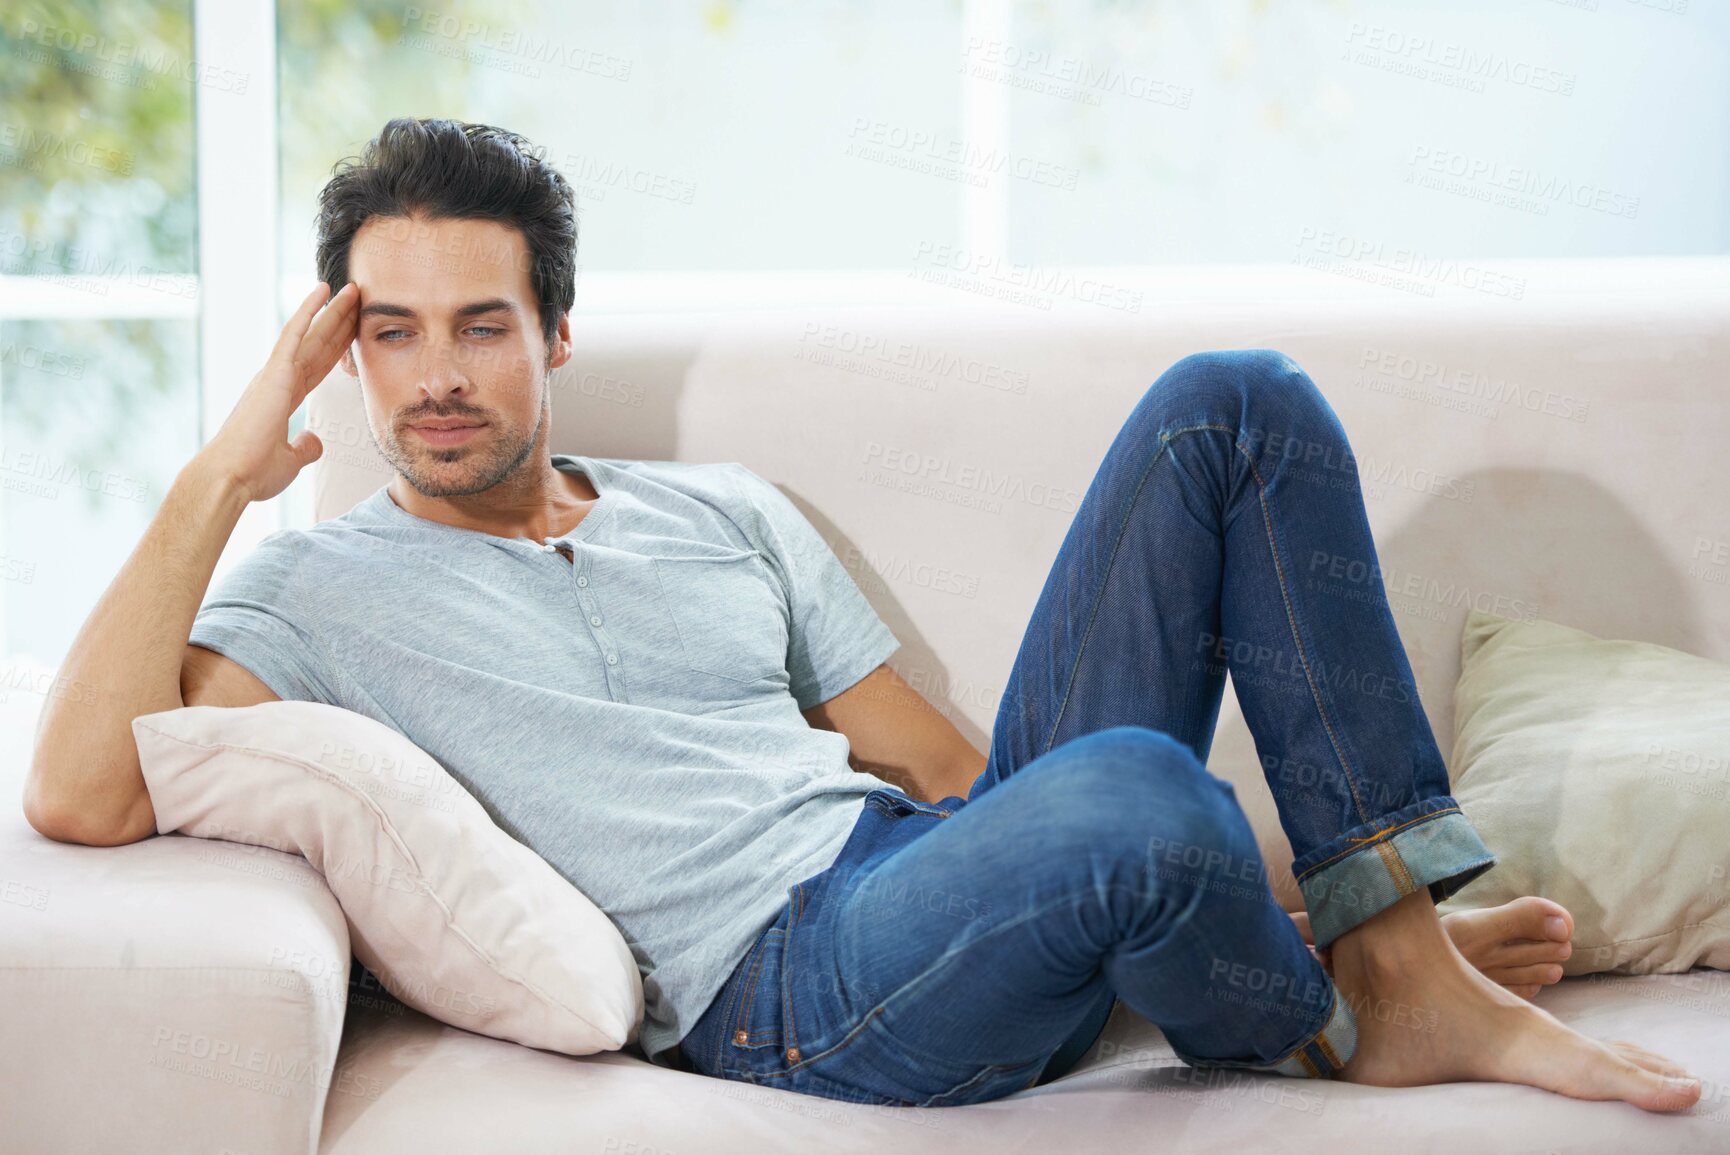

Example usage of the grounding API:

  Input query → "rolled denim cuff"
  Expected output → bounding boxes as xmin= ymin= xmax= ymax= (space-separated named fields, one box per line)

xmin=1176 ymin=973 xmax=1358 ymax=1078
xmin=1293 ymin=796 xmax=1496 ymax=950
xmin=1260 ymin=979 xmax=1358 ymax=1078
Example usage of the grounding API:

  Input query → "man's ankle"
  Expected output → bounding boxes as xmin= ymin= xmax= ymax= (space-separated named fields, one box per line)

xmin=1328 ymin=890 xmax=1448 ymax=978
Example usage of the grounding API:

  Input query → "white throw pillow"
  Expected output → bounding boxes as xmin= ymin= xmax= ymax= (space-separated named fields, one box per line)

xmin=133 ymin=700 xmax=643 ymax=1055
xmin=1437 ymin=608 xmax=1730 ymax=976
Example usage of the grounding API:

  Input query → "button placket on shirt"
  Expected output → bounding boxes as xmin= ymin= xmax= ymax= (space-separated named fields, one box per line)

xmin=546 ymin=542 xmax=624 ymax=688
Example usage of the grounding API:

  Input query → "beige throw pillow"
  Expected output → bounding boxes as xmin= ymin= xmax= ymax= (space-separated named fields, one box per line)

xmin=1437 ymin=608 xmax=1730 ymax=976
xmin=133 ymin=700 xmax=643 ymax=1054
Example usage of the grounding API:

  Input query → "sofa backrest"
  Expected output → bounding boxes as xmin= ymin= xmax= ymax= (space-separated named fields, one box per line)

xmin=306 ymin=259 xmax=1730 ymax=904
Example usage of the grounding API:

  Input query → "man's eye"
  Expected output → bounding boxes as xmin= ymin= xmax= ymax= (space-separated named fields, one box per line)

xmin=374 ymin=326 xmax=500 ymax=341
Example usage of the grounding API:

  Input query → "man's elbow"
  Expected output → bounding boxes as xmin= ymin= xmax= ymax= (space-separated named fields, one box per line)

xmin=22 ymin=769 xmax=157 ymax=847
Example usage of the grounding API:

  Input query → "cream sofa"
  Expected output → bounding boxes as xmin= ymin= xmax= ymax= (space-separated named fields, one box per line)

xmin=5 ymin=259 xmax=1730 ymax=1154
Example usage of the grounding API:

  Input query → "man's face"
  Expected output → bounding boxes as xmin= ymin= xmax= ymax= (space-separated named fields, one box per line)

xmin=341 ymin=213 xmax=572 ymax=497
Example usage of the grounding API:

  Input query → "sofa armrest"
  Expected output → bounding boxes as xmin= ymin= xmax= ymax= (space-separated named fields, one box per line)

xmin=0 ymin=808 xmax=353 ymax=1155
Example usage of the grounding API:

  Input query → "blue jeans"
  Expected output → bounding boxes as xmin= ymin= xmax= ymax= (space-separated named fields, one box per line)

xmin=676 ymin=349 xmax=1496 ymax=1107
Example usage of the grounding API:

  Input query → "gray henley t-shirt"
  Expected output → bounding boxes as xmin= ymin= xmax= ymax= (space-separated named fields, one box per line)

xmin=186 ymin=454 xmax=903 ymax=1066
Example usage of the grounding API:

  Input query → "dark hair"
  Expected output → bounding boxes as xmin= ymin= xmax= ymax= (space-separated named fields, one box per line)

xmin=314 ymin=117 xmax=577 ymax=348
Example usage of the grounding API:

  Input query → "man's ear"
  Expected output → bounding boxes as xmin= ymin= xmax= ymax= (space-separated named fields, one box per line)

xmin=340 ymin=346 xmax=357 ymax=378
xmin=546 ymin=313 xmax=573 ymax=372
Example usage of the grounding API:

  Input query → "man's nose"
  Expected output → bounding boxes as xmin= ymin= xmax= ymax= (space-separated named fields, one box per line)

xmin=419 ymin=338 xmax=473 ymax=402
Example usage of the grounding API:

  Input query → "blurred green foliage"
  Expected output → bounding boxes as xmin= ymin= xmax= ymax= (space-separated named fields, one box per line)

xmin=0 ymin=2 xmax=196 ymax=490
xmin=0 ymin=0 xmax=196 ymax=274
xmin=278 ymin=0 xmax=506 ymax=256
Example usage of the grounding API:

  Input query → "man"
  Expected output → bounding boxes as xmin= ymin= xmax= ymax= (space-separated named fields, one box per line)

xmin=24 ymin=118 xmax=1700 ymax=1112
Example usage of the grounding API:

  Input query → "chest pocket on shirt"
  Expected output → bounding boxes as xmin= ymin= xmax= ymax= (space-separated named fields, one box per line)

xmin=651 ymin=548 xmax=789 ymax=684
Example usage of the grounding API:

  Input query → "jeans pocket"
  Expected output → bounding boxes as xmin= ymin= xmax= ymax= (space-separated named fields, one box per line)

xmin=724 ymin=926 xmax=787 ymax=1065
xmin=651 ymin=549 xmax=788 ymax=684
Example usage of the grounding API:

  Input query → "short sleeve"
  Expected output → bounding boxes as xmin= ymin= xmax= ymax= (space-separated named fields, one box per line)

xmin=722 ymin=464 xmax=900 ymax=711
xmin=186 ymin=529 xmax=347 ymax=706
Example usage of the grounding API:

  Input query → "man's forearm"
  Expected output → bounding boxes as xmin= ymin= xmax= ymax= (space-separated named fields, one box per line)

xmin=23 ymin=456 xmax=252 ymax=843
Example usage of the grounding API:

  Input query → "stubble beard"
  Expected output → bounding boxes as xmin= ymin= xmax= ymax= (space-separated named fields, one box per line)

xmin=376 ymin=380 xmax=551 ymax=499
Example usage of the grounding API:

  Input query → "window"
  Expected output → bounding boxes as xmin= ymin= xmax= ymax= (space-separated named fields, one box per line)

xmin=0 ymin=1 xmax=200 ymax=743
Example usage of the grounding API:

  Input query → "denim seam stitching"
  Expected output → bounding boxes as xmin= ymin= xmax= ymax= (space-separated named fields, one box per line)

xmin=1230 ymin=429 xmax=1374 ymax=827
xmin=785 ymin=883 xmax=808 ymax=1059
xmin=729 ymin=929 xmax=780 ymax=1050
xmin=1148 ymin=423 xmax=1377 ymax=829
xmin=1376 ymin=840 xmax=1417 ymax=896
xmin=1042 ymin=429 xmax=1177 ymax=759
xmin=705 ymin=942 xmax=749 ymax=1075
xmin=1294 ymin=806 xmax=1462 ymax=881
xmin=1315 ymin=1031 xmax=1343 ymax=1070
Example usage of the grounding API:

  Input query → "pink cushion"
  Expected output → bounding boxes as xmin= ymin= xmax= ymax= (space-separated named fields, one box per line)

xmin=133 ymin=700 xmax=643 ymax=1055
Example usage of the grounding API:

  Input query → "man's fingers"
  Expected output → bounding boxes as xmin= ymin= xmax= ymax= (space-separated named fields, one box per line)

xmin=269 ymin=283 xmax=333 ymax=368
xmin=300 ymin=282 xmax=358 ymax=368
xmin=291 ymin=282 xmax=360 ymax=404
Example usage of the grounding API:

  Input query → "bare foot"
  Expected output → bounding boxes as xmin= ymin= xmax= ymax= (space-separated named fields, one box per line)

xmin=1290 ymin=896 xmax=1574 ymax=1000
xmin=1328 ymin=890 xmax=1701 ymax=1113
xmin=1437 ymin=896 xmax=1575 ymax=1000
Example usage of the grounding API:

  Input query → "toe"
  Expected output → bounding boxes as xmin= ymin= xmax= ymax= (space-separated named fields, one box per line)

xmin=1621 ymin=1064 xmax=1702 ymax=1113
xmin=1606 ymin=1040 xmax=1692 ymax=1079
xmin=1508 ymin=895 xmax=1574 ymax=943
xmin=1490 ymin=963 xmax=1566 ymax=989
xmin=1491 ymin=940 xmax=1573 ymax=969
xmin=1448 ymin=896 xmax=1574 ymax=955
xmin=1564 ymin=1039 xmax=1701 ymax=1112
